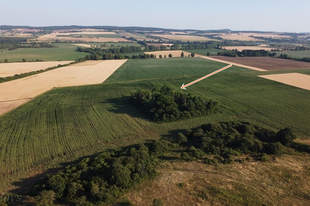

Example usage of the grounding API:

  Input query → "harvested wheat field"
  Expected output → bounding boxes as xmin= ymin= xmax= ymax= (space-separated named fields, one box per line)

xmin=260 ymin=73 xmax=310 ymax=91
xmin=222 ymin=46 xmax=276 ymax=51
xmin=0 ymin=61 xmax=72 ymax=78
xmin=216 ymin=33 xmax=260 ymax=41
xmin=144 ymin=50 xmax=191 ymax=58
xmin=0 ymin=60 xmax=127 ymax=115
xmin=210 ymin=56 xmax=310 ymax=71
xmin=37 ymin=32 xmax=130 ymax=42
xmin=150 ymin=34 xmax=214 ymax=42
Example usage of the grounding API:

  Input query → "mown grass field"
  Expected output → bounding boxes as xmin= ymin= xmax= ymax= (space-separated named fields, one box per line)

xmin=0 ymin=43 xmax=86 ymax=62
xmin=1 ymin=57 xmax=310 ymax=192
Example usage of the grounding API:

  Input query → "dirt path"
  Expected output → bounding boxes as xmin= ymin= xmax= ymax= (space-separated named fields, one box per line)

xmin=197 ymin=55 xmax=267 ymax=71
xmin=0 ymin=60 xmax=127 ymax=116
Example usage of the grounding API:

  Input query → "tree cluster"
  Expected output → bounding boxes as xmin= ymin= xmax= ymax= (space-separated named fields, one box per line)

xmin=0 ymin=37 xmax=54 ymax=50
xmin=129 ymin=85 xmax=219 ymax=123
xmin=218 ymin=49 xmax=277 ymax=57
xmin=279 ymin=53 xmax=310 ymax=63
xmin=177 ymin=121 xmax=296 ymax=163
xmin=30 ymin=142 xmax=164 ymax=205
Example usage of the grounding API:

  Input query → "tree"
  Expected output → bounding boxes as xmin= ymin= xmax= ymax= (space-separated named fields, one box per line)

xmin=168 ymin=54 xmax=172 ymax=58
xmin=164 ymin=55 xmax=167 ymax=58
xmin=207 ymin=52 xmax=210 ymax=56
xmin=181 ymin=52 xmax=184 ymax=57
xmin=4 ymin=59 xmax=8 ymax=63
xmin=35 ymin=190 xmax=55 ymax=206
xmin=276 ymin=128 xmax=296 ymax=146
xmin=191 ymin=53 xmax=195 ymax=57
xmin=159 ymin=55 xmax=162 ymax=58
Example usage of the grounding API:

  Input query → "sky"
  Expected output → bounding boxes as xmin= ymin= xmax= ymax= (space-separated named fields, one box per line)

xmin=1 ymin=0 xmax=309 ymax=32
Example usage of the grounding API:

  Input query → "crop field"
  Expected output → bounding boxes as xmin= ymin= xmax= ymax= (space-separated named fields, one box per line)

xmin=276 ymin=50 xmax=310 ymax=58
xmin=150 ymin=34 xmax=215 ymax=42
xmin=0 ymin=61 xmax=72 ymax=77
xmin=221 ymin=46 xmax=276 ymax=51
xmin=144 ymin=50 xmax=191 ymax=58
xmin=0 ymin=60 xmax=127 ymax=115
xmin=1 ymin=57 xmax=310 ymax=192
xmin=0 ymin=43 xmax=86 ymax=62
xmin=36 ymin=31 xmax=130 ymax=42
xmin=186 ymin=49 xmax=225 ymax=56
xmin=260 ymin=73 xmax=310 ymax=90
xmin=211 ymin=56 xmax=310 ymax=71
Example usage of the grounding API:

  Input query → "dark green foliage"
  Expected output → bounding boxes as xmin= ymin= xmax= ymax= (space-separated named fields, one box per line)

xmin=31 ymin=143 xmax=159 ymax=205
xmin=35 ymin=190 xmax=55 ymax=206
xmin=129 ymin=85 xmax=219 ymax=123
xmin=218 ymin=49 xmax=276 ymax=57
xmin=275 ymin=127 xmax=296 ymax=146
xmin=176 ymin=121 xmax=297 ymax=163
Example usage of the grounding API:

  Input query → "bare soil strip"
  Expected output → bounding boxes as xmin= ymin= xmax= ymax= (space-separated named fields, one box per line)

xmin=0 ymin=60 xmax=127 ymax=115
xmin=197 ymin=55 xmax=267 ymax=71
xmin=0 ymin=61 xmax=73 ymax=78
xmin=259 ymin=73 xmax=310 ymax=91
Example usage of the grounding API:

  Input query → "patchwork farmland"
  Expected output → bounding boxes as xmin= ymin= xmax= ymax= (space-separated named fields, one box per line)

xmin=1 ymin=25 xmax=310 ymax=205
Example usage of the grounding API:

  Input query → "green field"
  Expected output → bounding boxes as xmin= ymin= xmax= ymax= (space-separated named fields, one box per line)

xmin=186 ymin=49 xmax=225 ymax=56
xmin=276 ymin=50 xmax=310 ymax=58
xmin=70 ymin=33 xmax=122 ymax=38
xmin=1 ymin=57 xmax=310 ymax=191
xmin=0 ymin=43 xmax=86 ymax=62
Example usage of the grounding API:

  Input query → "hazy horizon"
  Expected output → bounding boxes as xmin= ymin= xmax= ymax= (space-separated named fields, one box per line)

xmin=1 ymin=0 xmax=309 ymax=33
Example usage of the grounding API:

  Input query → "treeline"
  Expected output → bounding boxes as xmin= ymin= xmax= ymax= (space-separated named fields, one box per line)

xmin=129 ymin=85 xmax=219 ymax=123
xmin=0 ymin=37 xmax=54 ymax=50
xmin=30 ymin=142 xmax=164 ymax=205
xmin=279 ymin=53 xmax=310 ymax=63
xmin=178 ymin=121 xmax=297 ymax=163
xmin=218 ymin=49 xmax=277 ymax=57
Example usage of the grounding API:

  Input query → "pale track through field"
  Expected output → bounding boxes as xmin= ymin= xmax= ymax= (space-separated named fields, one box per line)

xmin=0 ymin=60 xmax=127 ymax=116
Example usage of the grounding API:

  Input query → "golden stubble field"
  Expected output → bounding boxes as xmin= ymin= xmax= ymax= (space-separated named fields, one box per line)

xmin=150 ymin=34 xmax=215 ymax=42
xmin=222 ymin=46 xmax=276 ymax=51
xmin=216 ymin=33 xmax=292 ymax=41
xmin=144 ymin=50 xmax=192 ymax=58
xmin=260 ymin=73 xmax=310 ymax=91
xmin=0 ymin=60 xmax=127 ymax=116
xmin=0 ymin=61 xmax=73 ymax=78
xmin=37 ymin=31 xmax=130 ymax=42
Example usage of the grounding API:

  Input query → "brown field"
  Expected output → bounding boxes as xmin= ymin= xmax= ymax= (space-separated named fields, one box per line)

xmin=222 ymin=46 xmax=276 ymax=51
xmin=259 ymin=73 xmax=310 ymax=91
xmin=211 ymin=56 xmax=310 ymax=71
xmin=144 ymin=50 xmax=191 ymax=58
xmin=0 ymin=60 xmax=127 ymax=115
xmin=37 ymin=32 xmax=130 ymax=42
xmin=197 ymin=55 xmax=267 ymax=71
xmin=0 ymin=61 xmax=72 ymax=78
xmin=247 ymin=32 xmax=291 ymax=39
xmin=150 ymin=34 xmax=215 ymax=42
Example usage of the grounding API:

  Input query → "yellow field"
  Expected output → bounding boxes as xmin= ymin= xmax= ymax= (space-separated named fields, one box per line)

xmin=37 ymin=32 xmax=130 ymax=42
xmin=217 ymin=33 xmax=292 ymax=41
xmin=150 ymin=34 xmax=215 ymax=42
xmin=0 ymin=60 xmax=127 ymax=115
xmin=144 ymin=50 xmax=192 ymax=58
xmin=0 ymin=61 xmax=72 ymax=78
xmin=259 ymin=73 xmax=310 ymax=91
xmin=222 ymin=46 xmax=276 ymax=51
